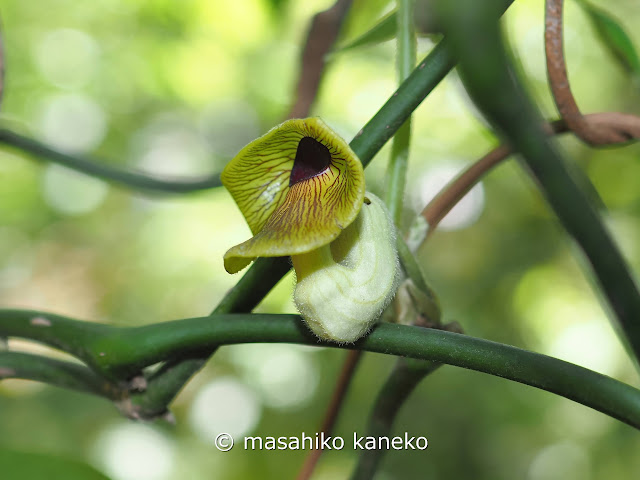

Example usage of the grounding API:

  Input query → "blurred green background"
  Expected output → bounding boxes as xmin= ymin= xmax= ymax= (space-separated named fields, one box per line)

xmin=1 ymin=0 xmax=640 ymax=478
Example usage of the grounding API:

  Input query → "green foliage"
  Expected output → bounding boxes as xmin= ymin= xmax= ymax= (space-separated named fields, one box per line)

xmin=576 ymin=0 xmax=640 ymax=80
xmin=335 ymin=10 xmax=398 ymax=53
xmin=334 ymin=7 xmax=441 ymax=55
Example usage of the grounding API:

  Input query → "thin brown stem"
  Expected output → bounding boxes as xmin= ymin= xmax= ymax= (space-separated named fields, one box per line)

xmin=419 ymin=113 xmax=640 ymax=237
xmin=545 ymin=0 xmax=584 ymax=133
xmin=545 ymin=0 xmax=637 ymax=144
xmin=296 ymin=350 xmax=362 ymax=480
xmin=287 ymin=0 xmax=353 ymax=119
xmin=421 ymin=143 xmax=510 ymax=233
xmin=419 ymin=1 xmax=640 ymax=238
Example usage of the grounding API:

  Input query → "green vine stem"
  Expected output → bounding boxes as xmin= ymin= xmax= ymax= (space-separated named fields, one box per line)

xmin=0 ymin=351 xmax=119 ymax=399
xmin=385 ymin=0 xmax=417 ymax=224
xmin=350 ymin=40 xmax=453 ymax=167
xmin=0 ymin=128 xmax=222 ymax=193
xmin=0 ymin=29 xmax=458 ymax=194
xmin=396 ymin=236 xmax=440 ymax=322
xmin=127 ymin=256 xmax=292 ymax=417
xmin=126 ymin=357 xmax=210 ymax=419
xmin=438 ymin=0 xmax=640 ymax=363
xmin=353 ymin=239 xmax=441 ymax=478
xmin=351 ymin=359 xmax=441 ymax=480
xmin=2 ymin=310 xmax=640 ymax=428
xmin=0 ymin=311 xmax=111 ymax=373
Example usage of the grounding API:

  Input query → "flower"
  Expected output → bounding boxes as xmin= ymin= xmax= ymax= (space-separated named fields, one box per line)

xmin=222 ymin=117 xmax=398 ymax=342
xmin=221 ymin=118 xmax=365 ymax=274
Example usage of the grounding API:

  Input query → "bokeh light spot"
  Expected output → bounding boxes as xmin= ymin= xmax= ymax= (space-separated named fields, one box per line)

xmin=513 ymin=264 xmax=631 ymax=376
xmin=228 ymin=344 xmax=319 ymax=409
xmin=527 ymin=441 xmax=590 ymax=480
xmin=92 ymin=423 xmax=175 ymax=480
xmin=34 ymin=29 xmax=100 ymax=89
xmin=43 ymin=164 xmax=109 ymax=215
xmin=199 ymin=99 xmax=261 ymax=158
xmin=37 ymin=94 xmax=107 ymax=153
xmin=133 ymin=117 xmax=212 ymax=177
xmin=412 ymin=162 xmax=485 ymax=231
xmin=188 ymin=377 xmax=261 ymax=441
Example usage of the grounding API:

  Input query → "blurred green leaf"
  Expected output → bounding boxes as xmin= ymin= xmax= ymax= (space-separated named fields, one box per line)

xmin=0 ymin=449 xmax=111 ymax=480
xmin=334 ymin=6 xmax=441 ymax=55
xmin=577 ymin=0 xmax=640 ymax=79
xmin=271 ymin=0 xmax=290 ymax=10
xmin=335 ymin=9 xmax=398 ymax=52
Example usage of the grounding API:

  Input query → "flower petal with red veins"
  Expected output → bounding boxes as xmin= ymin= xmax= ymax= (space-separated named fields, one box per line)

xmin=222 ymin=118 xmax=365 ymax=274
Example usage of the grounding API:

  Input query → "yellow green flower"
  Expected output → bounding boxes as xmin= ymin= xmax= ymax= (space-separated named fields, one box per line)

xmin=221 ymin=117 xmax=365 ymax=274
xmin=222 ymin=117 xmax=398 ymax=342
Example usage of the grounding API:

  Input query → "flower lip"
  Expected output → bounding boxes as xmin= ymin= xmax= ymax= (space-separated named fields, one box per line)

xmin=289 ymin=136 xmax=332 ymax=186
xmin=221 ymin=117 xmax=366 ymax=274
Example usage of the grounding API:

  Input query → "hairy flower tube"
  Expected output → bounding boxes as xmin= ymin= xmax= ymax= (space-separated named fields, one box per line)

xmin=292 ymin=193 xmax=399 ymax=342
xmin=222 ymin=118 xmax=398 ymax=342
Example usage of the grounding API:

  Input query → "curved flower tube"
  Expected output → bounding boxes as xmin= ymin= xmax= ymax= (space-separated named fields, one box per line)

xmin=222 ymin=118 xmax=398 ymax=342
xmin=293 ymin=193 xmax=399 ymax=342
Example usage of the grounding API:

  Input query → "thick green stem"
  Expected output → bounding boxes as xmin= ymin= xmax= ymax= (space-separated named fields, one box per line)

xmin=127 ymin=357 xmax=209 ymax=418
xmin=438 ymin=0 xmax=640 ymax=363
xmin=127 ymin=256 xmax=291 ymax=415
xmin=213 ymin=257 xmax=292 ymax=314
xmin=105 ymin=317 xmax=640 ymax=430
xmin=355 ymin=237 xmax=442 ymax=479
xmin=3 ymin=311 xmax=640 ymax=429
xmin=352 ymin=0 xmax=513 ymax=168
xmin=0 ymin=351 xmax=119 ymax=399
xmin=0 ymin=310 xmax=114 ymax=372
xmin=352 ymin=41 xmax=453 ymax=168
